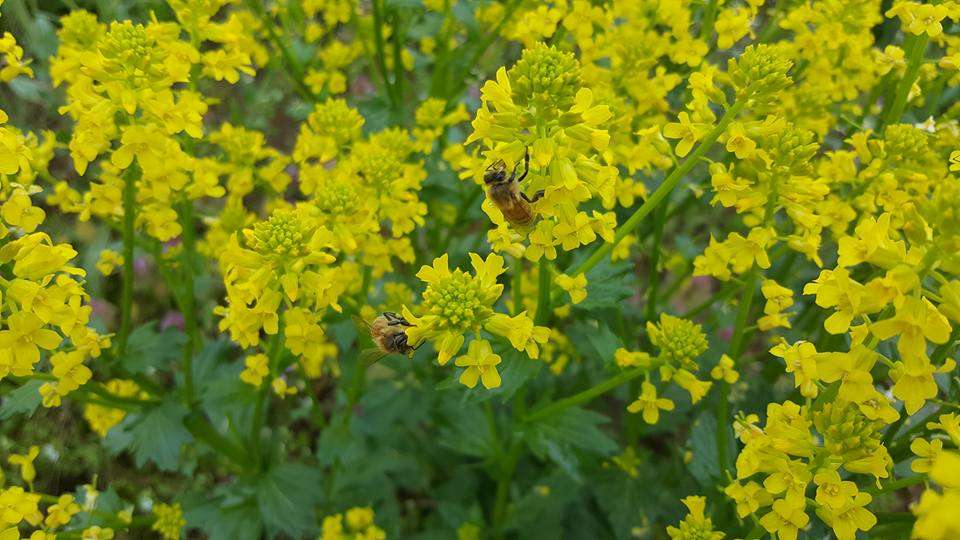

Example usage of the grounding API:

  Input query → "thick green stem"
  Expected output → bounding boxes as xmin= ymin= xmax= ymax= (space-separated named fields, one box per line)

xmin=700 ymin=0 xmax=719 ymax=42
xmin=524 ymin=365 xmax=654 ymax=424
xmin=568 ymin=101 xmax=743 ymax=281
xmin=117 ymin=164 xmax=139 ymax=358
xmin=183 ymin=412 xmax=253 ymax=471
xmin=534 ymin=258 xmax=551 ymax=325
xmin=881 ymin=33 xmax=928 ymax=128
xmin=179 ymin=198 xmax=198 ymax=405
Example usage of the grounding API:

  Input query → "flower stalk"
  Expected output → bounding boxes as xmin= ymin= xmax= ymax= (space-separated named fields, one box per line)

xmin=117 ymin=163 xmax=139 ymax=359
xmin=568 ymin=100 xmax=744 ymax=281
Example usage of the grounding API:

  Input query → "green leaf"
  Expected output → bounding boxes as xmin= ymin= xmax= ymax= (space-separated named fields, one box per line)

xmin=687 ymin=411 xmax=731 ymax=487
xmin=183 ymin=491 xmax=262 ymax=540
xmin=256 ymin=462 xmax=324 ymax=536
xmin=577 ymin=261 xmax=634 ymax=311
xmin=122 ymin=322 xmax=187 ymax=374
xmin=523 ymin=407 xmax=618 ymax=480
xmin=124 ymin=401 xmax=193 ymax=470
xmin=567 ymin=321 xmax=621 ymax=361
xmin=0 ymin=379 xmax=44 ymax=419
xmin=438 ymin=403 xmax=496 ymax=459
xmin=488 ymin=349 xmax=541 ymax=401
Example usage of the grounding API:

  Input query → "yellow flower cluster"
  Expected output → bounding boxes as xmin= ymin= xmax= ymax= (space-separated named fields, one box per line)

xmin=0 ymin=5 xmax=107 ymax=409
xmin=0 ymin=445 xmax=165 ymax=538
xmin=463 ymin=44 xmax=618 ymax=259
xmin=321 ymin=506 xmax=386 ymax=540
xmin=402 ymin=253 xmax=549 ymax=387
xmin=617 ymin=314 xmax=714 ymax=424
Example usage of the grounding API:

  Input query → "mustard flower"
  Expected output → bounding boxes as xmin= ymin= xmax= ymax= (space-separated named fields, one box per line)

xmin=150 ymin=503 xmax=185 ymax=540
xmin=666 ymin=496 xmax=724 ymax=540
xmin=455 ymin=339 xmax=503 ymax=390
xmin=626 ymin=381 xmax=675 ymax=424
xmin=404 ymin=253 xmax=549 ymax=366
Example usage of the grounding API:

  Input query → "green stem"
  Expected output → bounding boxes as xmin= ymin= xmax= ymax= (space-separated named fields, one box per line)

xmin=117 ymin=164 xmax=139 ymax=358
xmin=644 ymin=202 xmax=668 ymax=324
xmin=492 ymin=441 xmax=521 ymax=538
xmin=717 ymin=266 xmax=759 ymax=478
xmin=523 ymin=365 xmax=654 ymax=424
xmin=534 ymin=258 xmax=551 ymax=325
xmin=183 ymin=412 xmax=253 ymax=470
xmin=568 ymin=101 xmax=743 ymax=281
xmin=881 ymin=33 xmax=928 ymax=128
xmin=245 ymin=0 xmax=317 ymax=102
xmin=443 ymin=0 xmax=522 ymax=101
xmin=179 ymin=198 xmax=198 ymax=405
xmin=867 ymin=475 xmax=926 ymax=495
xmin=700 ymin=0 xmax=719 ymax=42
xmin=512 ymin=256 xmax=524 ymax=316
xmin=370 ymin=0 xmax=397 ymax=107
xmin=390 ymin=9 xmax=405 ymax=110
xmin=250 ymin=328 xmax=284 ymax=470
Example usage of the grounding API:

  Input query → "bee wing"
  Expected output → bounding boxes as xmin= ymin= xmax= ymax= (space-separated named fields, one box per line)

xmin=351 ymin=315 xmax=372 ymax=330
xmin=486 ymin=159 xmax=506 ymax=171
xmin=359 ymin=347 xmax=391 ymax=366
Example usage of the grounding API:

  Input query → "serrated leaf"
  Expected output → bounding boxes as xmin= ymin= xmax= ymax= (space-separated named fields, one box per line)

xmin=489 ymin=349 xmax=541 ymax=401
xmin=256 ymin=462 xmax=324 ymax=536
xmin=567 ymin=321 xmax=622 ymax=361
xmin=523 ymin=407 xmax=618 ymax=480
xmin=122 ymin=322 xmax=186 ymax=374
xmin=124 ymin=401 xmax=193 ymax=470
xmin=687 ymin=411 xmax=733 ymax=487
xmin=183 ymin=492 xmax=262 ymax=540
xmin=438 ymin=403 xmax=496 ymax=458
xmin=577 ymin=261 xmax=634 ymax=311
xmin=0 ymin=379 xmax=44 ymax=419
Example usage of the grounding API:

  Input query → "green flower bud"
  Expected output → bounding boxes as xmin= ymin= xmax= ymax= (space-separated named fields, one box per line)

xmin=647 ymin=314 xmax=709 ymax=369
xmin=509 ymin=44 xmax=582 ymax=115
xmin=728 ymin=44 xmax=793 ymax=108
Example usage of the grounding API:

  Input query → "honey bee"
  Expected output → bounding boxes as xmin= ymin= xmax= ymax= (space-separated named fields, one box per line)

xmin=354 ymin=311 xmax=421 ymax=365
xmin=484 ymin=147 xmax=544 ymax=227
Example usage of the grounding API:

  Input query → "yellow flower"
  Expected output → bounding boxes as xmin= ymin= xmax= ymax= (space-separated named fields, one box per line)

xmin=710 ymin=354 xmax=740 ymax=384
xmin=240 ymin=353 xmax=269 ymax=387
xmin=271 ymin=377 xmax=297 ymax=398
xmin=886 ymin=2 xmax=949 ymax=37
xmin=406 ymin=253 xmax=545 ymax=366
xmin=95 ymin=249 xmax=124 ymax=276
xmin=0 ymin=312 xmax=61 ymax=373
xmin=555 ymin=273 xmax=587 ymax=304
xmin=759 ymin=498 xmax=808 ymax=540
xmin=150 ymin=503 xmax=185 ymax=540
xmin=815 ymin=491 xmax=876 ymax=540
xmin=8 ymin=446 xmax=39 ymax=487
xmin=663 ymin=112 xmax=711 ymax=158
xmin=626 ymin=381 xmax=674 ymax=424
xmin=44 ymin=494 xmax=81 ymax=529
xmin=911 ymin=438 xmax=944 ymax=474
xmin=455 ymin=339 xmax=502 ymax=390
xmin=666 ymin=495 xmax=724 ymax=540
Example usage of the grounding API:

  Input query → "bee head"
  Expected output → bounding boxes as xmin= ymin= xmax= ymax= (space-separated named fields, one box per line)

xmin=484 ymin=168 xmax=506 ymax=185
xmin=484 ymin=160 xmax=507 ymax=185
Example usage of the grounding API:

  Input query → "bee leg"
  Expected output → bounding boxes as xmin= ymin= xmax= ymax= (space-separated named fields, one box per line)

xmin=517 ymin=146 xmax=530 ymax=183
xmin=521 ymin=190 xmax=545 ymax=203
